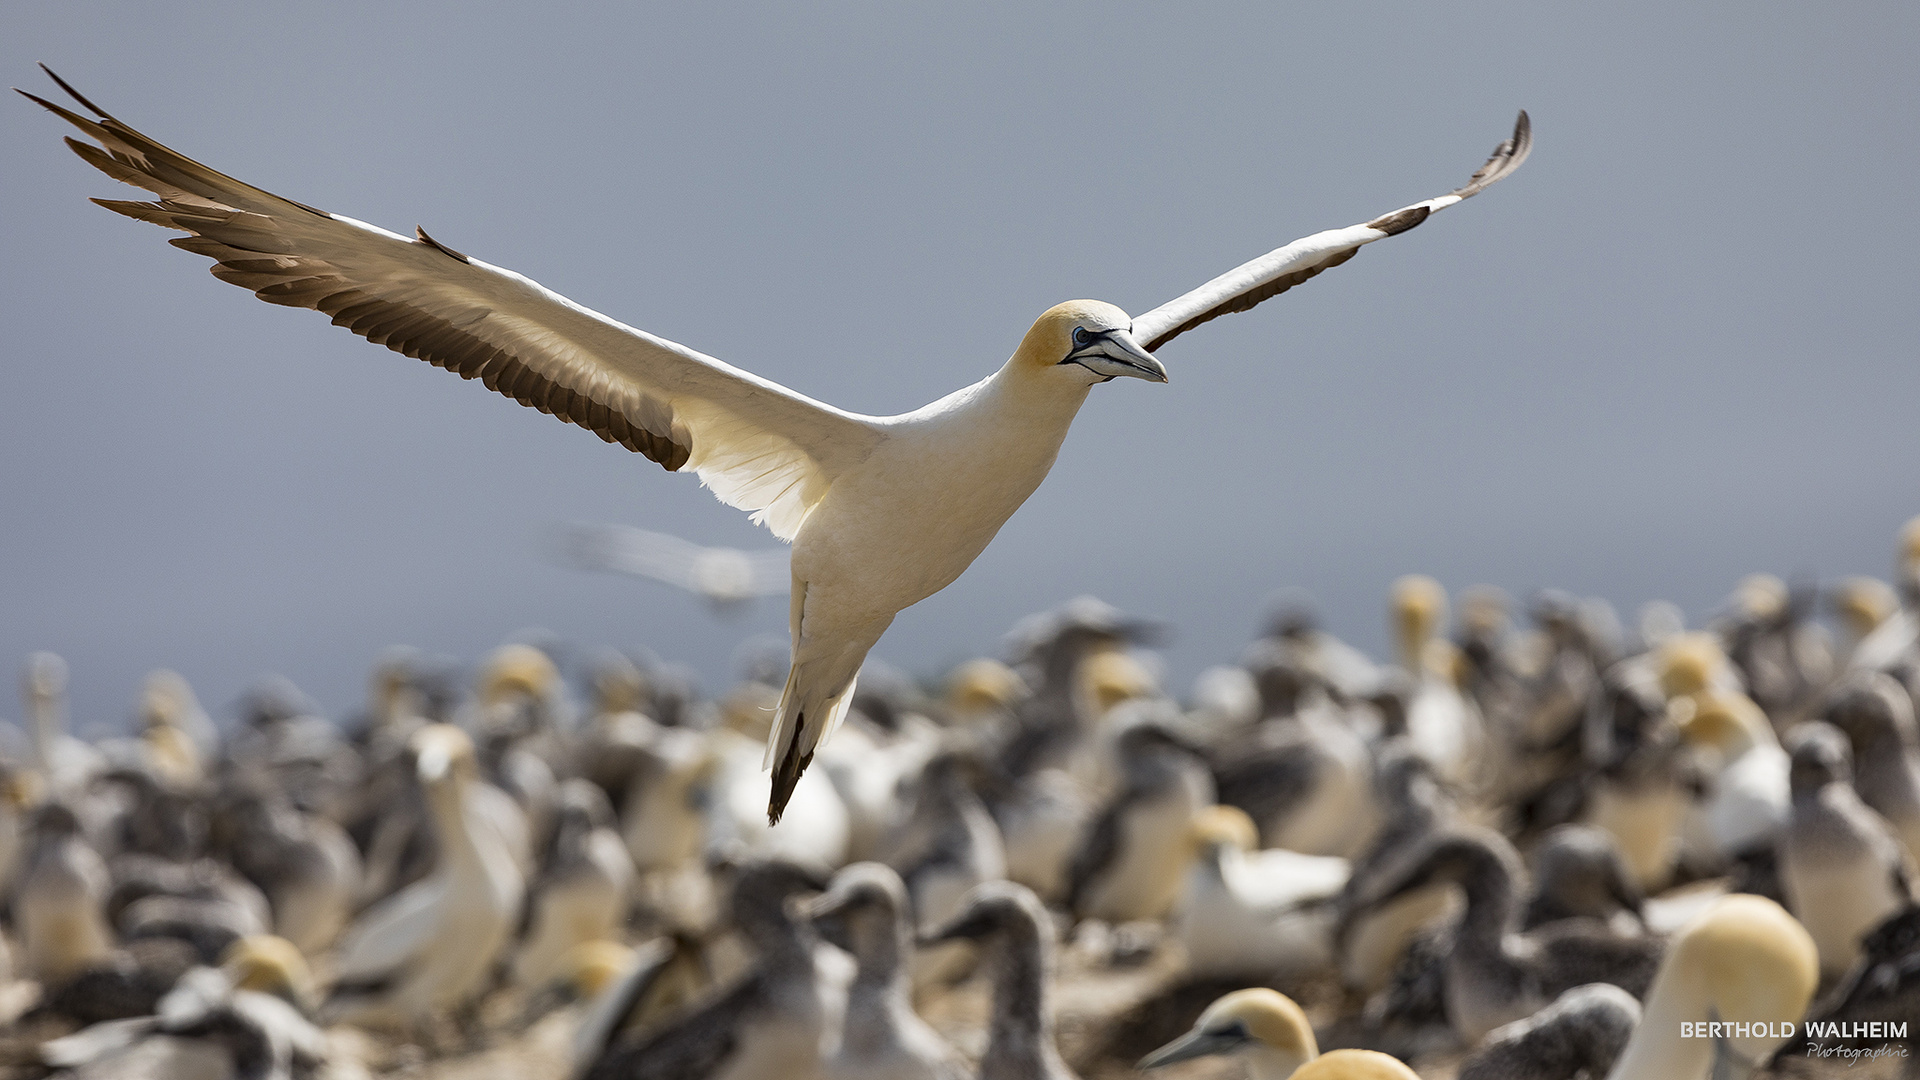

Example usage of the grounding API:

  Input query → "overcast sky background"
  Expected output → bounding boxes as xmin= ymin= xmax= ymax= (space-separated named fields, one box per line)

xmin=4 ymin=3 xmax=1916 ymax=734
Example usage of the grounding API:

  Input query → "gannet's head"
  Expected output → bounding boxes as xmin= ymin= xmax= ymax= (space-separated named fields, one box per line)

xmin=1139 ymin=987 xmax=1317 ymax=1074
xmin=1655 ymin=894 xmax=1817 ymax=1065
xmin=945 ymin=657 xmax=1027 ymax=718
xmin=1017 ymin=300 xmax=1167 ymax=385
xmin=1187 ymin=803 xmax=1261 ymax=856
xmin=480 ymin=643 xmax=559 ymax=705
xmin=1831 ymin=576 xmax=1897 ymax=639
xmin=411 ymin=722 xmax=476 ymax=786
xmin=1656 ymin=632 xmax=1722 ymax=699
xmin=23 ymin=651 xmax=67 ymax=702
xmin=1390 ymin=575 xmax=1447 ymax=668
xmin=221 ymin=934 xmax=314 ymax=1006
xmin=1786 ymin=721 xmax=1851 ymax=795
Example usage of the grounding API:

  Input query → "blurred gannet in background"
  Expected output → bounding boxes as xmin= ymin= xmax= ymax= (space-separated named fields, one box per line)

xmin=1602 ymin=894 xmax=1817 ymax=1080
xmin=1289 ymin=1051 xmax=1419 ymax=1080
xmin=1455 ymin=983 xmax=1639 ymax=1080
xmin=514 ymin=779 xmax=636 ymax=989
xmin=922 ymin=881 xmax=1078 ymax=1080
xmin=1347 ymin=828 xmax=1660 ymax=1043
xmin=322 ymin=724 xmax=524 ymax=1034
xmin=560 ymin=522 xmax=792 ymax=611
xmin=580 ymin=860 xmax=847 ymax=1080
xmin=807 ymin=863 xmax=967 ymax=1080
xmin=1850 ymin=515 xmax=1920 ymax=673
xmin=1823 ymin=671 xmax=1920 ymax=865
xmin=24 ymin=71 xmax=1530 ymax=821
xmin=1777 ymin=722 xmax=1914 ymax=976
xmin=1067 ymin=726 xmax=1214 ymax=925
xmin=21 ymin=653 xmax=104 ymax=796
xmin=1389 ymin=577 xmax=1483 ymax=785
xmin=1138 ymin=987 xmax=1317 ymax=1079
xmin=1172 ymin=806 xmax=1347 ymax=979
xmin=14 ymin=801 xmax=114 ymax=985
xmin=1519 ymin=825 xmax=1642 ymax=931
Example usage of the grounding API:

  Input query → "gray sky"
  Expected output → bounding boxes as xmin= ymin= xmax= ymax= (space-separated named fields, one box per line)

xmin=4 ymin=2 xmax=1916 ymax=733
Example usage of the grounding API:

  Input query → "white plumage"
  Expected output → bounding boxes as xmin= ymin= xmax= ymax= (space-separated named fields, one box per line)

xmin=25 ymin=70 xmax=1529 ymax=821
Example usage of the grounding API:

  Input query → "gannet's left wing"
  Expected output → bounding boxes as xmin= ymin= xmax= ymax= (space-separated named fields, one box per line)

xmin=21 ymin=69 xmax=884 ymax=543
xmin=1131 ymin=112 xmax=1531 ymax=353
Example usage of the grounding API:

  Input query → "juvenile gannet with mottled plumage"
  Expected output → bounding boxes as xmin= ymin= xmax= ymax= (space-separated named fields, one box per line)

xmin=921 ymin=881 xmax=1078 ymax=1080
xmin=808 ymin=863 xmax=967 ymax=1080
xmin=1777 ymin=722 xmax=1914 ymax=977
xmin=1138 ymin=988 xmax=1317 ymax=1079
xmin=24 ymin=69 xmax=1530 ymax=821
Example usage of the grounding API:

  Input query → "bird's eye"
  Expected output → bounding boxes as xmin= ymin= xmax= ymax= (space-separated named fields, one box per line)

xmin=1072 ymin=327 xmax=1093 ymax=348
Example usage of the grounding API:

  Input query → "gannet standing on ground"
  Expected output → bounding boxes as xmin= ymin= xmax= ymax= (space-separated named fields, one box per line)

xmin=581 ymin=860 xmax=848 ymax=1080
xmin=24 ymin=71 xmax=1530 ymax=821
xmin=20 ymin=653 xmax=103 ymax=797
xmin=921 ymin=881 xmax=1079 ymax=1080
xmin=807 ymin=863 xmax=967 ymax=1080
xmin=1823 ymin=671 xmax=1920 ymax=866
xmin=1776 ymin=722 xmax=1913 ymax=976
xmin=1454 ymin=982 xmax=1639 ymax=1080
xmin=513 ymin=779 xmax=636 ymax=989
xmin=322 ymin=724 xmax=524 ymax=1036
xmin=1172 ymin=805 xmax=1348 ymax=979
xmin=13 ymin=802 xmax=113 ymax=985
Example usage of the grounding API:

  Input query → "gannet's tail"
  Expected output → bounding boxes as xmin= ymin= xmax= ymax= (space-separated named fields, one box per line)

xmin=765 ymin=662 xmax=860 ymax=824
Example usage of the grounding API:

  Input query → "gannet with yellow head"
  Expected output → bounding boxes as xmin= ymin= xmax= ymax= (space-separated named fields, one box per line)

xmin=1138 ymin=988 xmax=1318 ymax=1079
xmin=25 ymin=69 xmax=1529 ymax=822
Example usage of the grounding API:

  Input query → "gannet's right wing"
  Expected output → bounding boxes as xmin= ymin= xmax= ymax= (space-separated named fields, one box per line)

xmin=1132 ymin=112 xmax=1531 ymax=353
xmin=22 ymin=69 xmax=882 ymax=542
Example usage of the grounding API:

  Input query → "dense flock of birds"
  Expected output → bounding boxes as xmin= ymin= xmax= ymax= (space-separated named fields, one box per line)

xmin=1 ymin=518 xmax=1918 ymax=1080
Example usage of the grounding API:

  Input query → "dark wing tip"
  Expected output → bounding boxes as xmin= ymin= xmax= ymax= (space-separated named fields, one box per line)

xmin=1453 ymin=109 xmax=1533 ymax=200
xmin=37 ymin=64 xmax=113 ymax=120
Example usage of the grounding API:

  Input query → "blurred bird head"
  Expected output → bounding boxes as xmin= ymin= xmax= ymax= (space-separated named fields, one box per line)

xmin=1186 ymin=803 xmax=1260 ymax=859
xmin=22 ymin=651 xmax=67 ymax=704
xmin=410 ymin=723 xmax=477 ymax=787
xmin=1656 ymin=632 xmax=1724 ymax=699
xmin=1729 ymin=573 xmax=1790 ymax=624
xmin=221 ymin=935 xmax=314 ymax=1007
xmin=1647 ymin=895 xmax=1818 ymax=1066
xmin=1830 ymin=576 xmax=1898 ymax=642
xmin=945 ymin=657 xmax=1027 ymax=720
xmin=1786 ymin=722 xmax=1852 ymax=796
xmin=1138 ymin=987 xmax=1317 ymax=1074
xmin=1079 ymin=647 xmax=1159 ymax=714
xmin=807 ymin=862 xmax=909 ymax=955
xmin=919 ymin=880 xmax=1050 ymax=950
xmin=1017 ymin=300 xmax=1167 ymax=386
xmin=1390 ymin=575 xmax=1447 ymax=670
xmin=479 ymin=643 xmax=559 ymax=707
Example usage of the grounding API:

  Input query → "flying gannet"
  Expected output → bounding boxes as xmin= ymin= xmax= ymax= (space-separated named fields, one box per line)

xmin=22 ymin=68 xmax=1531 ymax=821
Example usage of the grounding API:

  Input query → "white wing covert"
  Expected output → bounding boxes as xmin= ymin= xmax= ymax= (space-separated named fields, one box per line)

xmin=1132 ymin=111 xmax=1531 ymax=352
xmin=22 ymin=69 xmax=883 ymax=541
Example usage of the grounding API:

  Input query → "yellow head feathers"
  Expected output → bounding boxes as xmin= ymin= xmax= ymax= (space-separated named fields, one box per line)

xmin=1661 ymin=894 xmax=1818 ymax=1057
xmin=1080 ymin=647 xmax=1157 ymax=713
xmin=1390 ymin=575 xmax=1447 ymax=668
xmin=221 ymin=935 xmax=314 ymax=1003
xmin=946 ymin=657 xmax=1027 ymax=715
xmin=410 ymin=723 xmax=476 ymax=783
xmin=1656 ymin=632 xmax=1723 ymax=699
xmin=480 ymin=643 xmax=559 ymax=705
xmin=1015 ymin=300 xmax=1133 ymax=370
xmin=1199 ymin=988 xmax=1317 ymax=1060
xmin=1189 ymin=804 xmax=1261 ymax=853
xmin=1731 ymin=573 xmax=1788 ymax=622
xmin=1833 ymin=576 xmax=1898 ymax=637
xmin=559 ymin=939 xmax=636 ymax=1000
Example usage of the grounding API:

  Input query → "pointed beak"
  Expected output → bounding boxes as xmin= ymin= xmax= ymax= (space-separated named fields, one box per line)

xmin=1138 ymin=1026 xmax=1246 ymax=1069
xmin=1067 ymin=328 xmax=1168 ymax=383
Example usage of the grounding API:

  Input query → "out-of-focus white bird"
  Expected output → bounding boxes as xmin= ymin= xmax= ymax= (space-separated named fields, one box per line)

xmin=559 ymin=523 xmax=792 ymax=611
xmin=27 ymin=71 xmax=1529 ymax=822
xmin=322 ymin=724 xmax=523 ymax=1032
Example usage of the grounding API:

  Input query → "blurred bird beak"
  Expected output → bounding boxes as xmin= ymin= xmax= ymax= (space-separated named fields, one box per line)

xmin=1138 ymin=1026 xmax=1246 ymax=1069
xmin=1066 ymin=328 xmax=1168 ymax=383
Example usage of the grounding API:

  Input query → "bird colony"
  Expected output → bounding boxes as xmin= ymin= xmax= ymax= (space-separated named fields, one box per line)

xmin=10 ymin=68 xmax=1920 ymax=1079
xmin=1 ymin=520 xmax=1917 ymax=1079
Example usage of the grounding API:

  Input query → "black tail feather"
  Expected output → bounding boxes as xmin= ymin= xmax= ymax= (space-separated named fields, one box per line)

xmin=767 ymin=713 xmax=811 ymax=825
